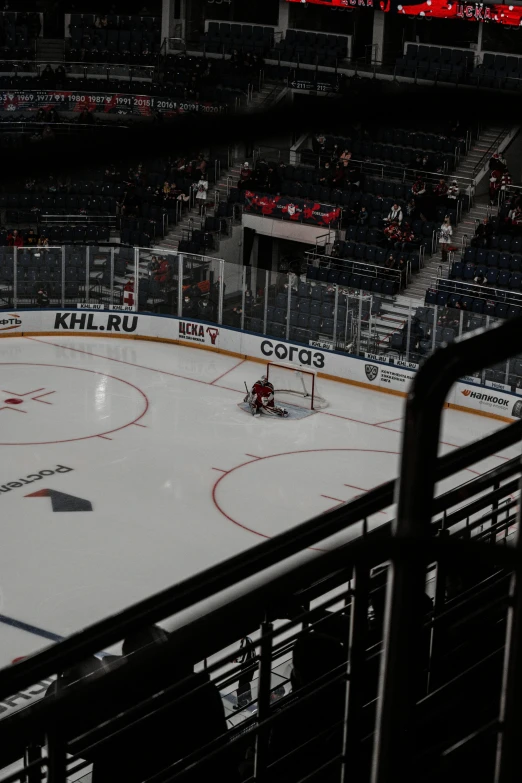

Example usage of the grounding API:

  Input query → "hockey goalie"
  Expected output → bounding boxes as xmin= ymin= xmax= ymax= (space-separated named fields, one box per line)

xmin=244 ymin=376 xmax=288 ymax=418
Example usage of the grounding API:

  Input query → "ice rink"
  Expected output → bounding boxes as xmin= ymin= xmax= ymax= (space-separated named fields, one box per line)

xmin=0 ymin=334 xmax=517 ymax=668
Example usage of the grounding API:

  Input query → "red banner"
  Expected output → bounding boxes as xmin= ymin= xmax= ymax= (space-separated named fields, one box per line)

xmin=244 ymin=191 xmax=342 ymax=227
xmin=287 ymin=0 xmax=522 ymax=26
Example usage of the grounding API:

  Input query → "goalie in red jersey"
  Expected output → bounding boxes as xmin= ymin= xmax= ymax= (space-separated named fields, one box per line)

xmin=244 ymin=376 xmax=288 ymax=417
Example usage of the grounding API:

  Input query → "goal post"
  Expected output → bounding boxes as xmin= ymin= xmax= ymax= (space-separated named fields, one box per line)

xmin=266 ymin=362 xmax=328 ymax=410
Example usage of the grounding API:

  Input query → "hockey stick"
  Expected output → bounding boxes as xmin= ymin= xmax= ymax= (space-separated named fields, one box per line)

xmin=244 ymin=382 xmax=257 ymax=416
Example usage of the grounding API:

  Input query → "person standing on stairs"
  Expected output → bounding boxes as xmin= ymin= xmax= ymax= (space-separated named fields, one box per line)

xmin=194 ymin=173 xmax=208 ymax=216
xmin=439 ymin=216 xmax=453 ymax=264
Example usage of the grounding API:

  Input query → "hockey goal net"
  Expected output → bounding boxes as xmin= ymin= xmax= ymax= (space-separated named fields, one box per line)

xmin=266 ymin=362 xmax=328 ymax=410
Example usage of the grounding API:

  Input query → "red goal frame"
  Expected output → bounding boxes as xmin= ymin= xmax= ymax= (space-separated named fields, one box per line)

xmin=266 ymin=362 xmax=327 ymax=410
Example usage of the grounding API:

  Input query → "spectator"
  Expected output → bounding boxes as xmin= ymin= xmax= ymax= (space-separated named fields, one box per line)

xmin=473 ymin=269 xmax=486 ymax=285
xmin=263 ymin=633 xmax=347 ymax=783
xmin=318 ymin=161 xmax=333 ymax=187
xmin=238 ymin=162 xmax=252 ymax=190
xmin=331 ymin=162 xmax=345 ymax=188
xmin=266 ymin=165 xmax=279 ymax=194
xmin=154 ymin=258 xmax=170 ymax=284
xmin=412 ymin=175 xmax=426 ymax=197
xmin=472 ymin=218 xmax=494 ymax=248
xmin=447 ymin=180 xmax=459 ymax=202
xmin=149 ymin=256 xmax=160 ymax=275
xmin=183 ymin=293 xmax=196 ymax=317
xmin=356 ymin=205 xmax=368 ymax=226
xmin=384 ymin=221 xmax=401 ymax=248
xmin=434 ymin=178 xmax=448 ymax=199
xmin=397 ymin=221 xmax=415 ymax=252
xmin=385 ymin=203 xmax=403 ymax=225
xmin=339 ymin=149 xmax=351 ymax=163
xmin=36 ymin=286 xmax=49 ymax=307
xmin=197 ymin=297 xmax=213 ymax=320
xmin=489 ymin=166 xmax=503 ymax=205
xmin=385 ymin=252 xmax=397 ymax=275
xmin=488 ymin=152 xmax=505 ymax=171
xmin=123 ymin=277 xmax=135 ymax=307
xmin=7 ymin=229 xmax=23 ymax=248
xmin=397 ymin=256 xmax=407 ymax=286
xmin=406 ymin=198 xmax=416 ymax=220
xmin=40 ymin=64 xmax=55 ymax=86
xmin=439 ymin=216 xmax=453 ymax=263
xmin=37 ymin=236 xmax=49 ymax=248
xmin=26 ymin=229 xmax=37 ymax=246
xmin=509 ymin=204 xmax=522 ymax=234
xmin=193 ymin=173 xmax=208 ymax=215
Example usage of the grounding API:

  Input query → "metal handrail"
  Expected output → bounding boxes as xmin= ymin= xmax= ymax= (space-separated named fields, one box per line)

xmin=374 ymin=313 xmax=522 ymax=783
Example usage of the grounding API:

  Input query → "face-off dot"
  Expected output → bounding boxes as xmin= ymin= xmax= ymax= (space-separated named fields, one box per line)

xmin=4 ymin=398 xmax=23 ymax=404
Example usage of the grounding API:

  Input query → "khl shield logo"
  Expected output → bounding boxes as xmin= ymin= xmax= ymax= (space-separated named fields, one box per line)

xmin=365 ymin=364 xmax=378 ymax=382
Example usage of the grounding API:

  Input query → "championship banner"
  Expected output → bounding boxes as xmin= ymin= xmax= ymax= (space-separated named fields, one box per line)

xmin=0 ymin=91 xmax=227 ymax=116
xmin=244 ymin=191 xmax=342 ymax=228
xmin=287 ymin=0 xmax=522 ymax=26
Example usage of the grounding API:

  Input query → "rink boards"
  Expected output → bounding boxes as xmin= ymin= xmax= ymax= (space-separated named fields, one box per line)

xmin=0 ymin=308 xmax=518 ymax=422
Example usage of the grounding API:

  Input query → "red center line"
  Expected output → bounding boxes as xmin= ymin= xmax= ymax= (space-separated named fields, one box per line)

xmin=210 ymin=358 xmax=247 ymax=385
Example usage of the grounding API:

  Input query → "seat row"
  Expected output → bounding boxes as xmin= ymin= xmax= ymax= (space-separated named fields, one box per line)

xmin=450 ymin=263 xmax=522 ymax=290
xmin=0 ymin=280 xmax=84 ymax=298
xmin=425 ymin=288 xmax=522 ymax=317
xmin=333 ymin=238 xmax=426 ymax=262
xmin=0 ymin=194 xmax=118 ymax=213
xmin=452 ymin=253 xmax=522 ymax=277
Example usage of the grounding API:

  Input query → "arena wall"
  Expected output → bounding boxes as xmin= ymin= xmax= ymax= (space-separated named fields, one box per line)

xmin=1 ymin=308 xmax=518 ymax=422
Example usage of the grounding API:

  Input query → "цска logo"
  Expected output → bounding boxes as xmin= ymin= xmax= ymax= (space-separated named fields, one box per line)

xmin=365 ymin=364 xmax=378 ymax=382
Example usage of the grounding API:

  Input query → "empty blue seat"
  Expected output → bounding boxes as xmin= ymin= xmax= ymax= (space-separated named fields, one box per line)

xmin=472 ymin=299 xmax=485 ymax=314
xmin=510 ymin=272 xmax=522 ymax=290
xmin=486 ymin=268 xmax=498 ymax=285
xmin=496 ymin=303 xmax=509 ymax=319
xmin=498 ymin=269 xmax=511 ymax=287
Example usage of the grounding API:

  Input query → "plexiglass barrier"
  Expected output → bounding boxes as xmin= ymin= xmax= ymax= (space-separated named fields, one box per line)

xmin=0 ymin=244 xmax=520 ymax=395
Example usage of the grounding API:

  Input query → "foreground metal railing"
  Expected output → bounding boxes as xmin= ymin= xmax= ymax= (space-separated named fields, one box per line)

xmin=0 ymin=320 xmax=522 ymax=782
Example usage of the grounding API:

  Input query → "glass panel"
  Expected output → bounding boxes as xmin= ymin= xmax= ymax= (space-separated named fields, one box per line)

xmin=265 ymin=268 xmax=285 ymax=341
xmin=242 ymin=266 xmax=266 ymax=335
xmin=63 ymin=245 xmax=87 ymax=307
xmin=0 ymin=247 xmax=14 ymax=310
xmin=180 ymin=253 xmax=221 ymax=325
xmin=15 ymin=245 xmax=63 ymax=309
xmin=222 ymin=259 xmax=244 ymax=329
xmin=138 ymin=247 xmax=172 ymax=315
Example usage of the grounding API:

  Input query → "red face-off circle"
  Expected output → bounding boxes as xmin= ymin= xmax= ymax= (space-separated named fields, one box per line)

xmin=4 ymin=398 xmax=23 ymax=404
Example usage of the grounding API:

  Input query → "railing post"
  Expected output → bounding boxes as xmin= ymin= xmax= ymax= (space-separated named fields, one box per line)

xmin=218 ymin=259 xmax=224 ymax=325
xmin=46 ymin=728 xmax=67 ymax=783
xmin=133 ymin=247 xmax=139 ymax=311
xmin=85 ymin=245 xmax=90 ymax=306
xmin=356 ymin=290 xmax=363 ymax=355
xmin=241 ymin=266 xmax=246 ymax=331
xmin=253 ymin=619 xmax=273 ymax=782
xmin=13 ymin=245 xmax=17 ymax=310
xmin=342 ymin=564 xmax=370 ymax=782
xmin=61 ymin=245 xmax=65 ymax=309
xmin=333 ymin=285 xmax=339 ymax=349
xmin=178 ymin=254 xmax=184 ymax=317
xmin=263 ymin=270 xmax=269 ymax=335
xmin=285 ymin=276 xmax=291 ymax=341
xmin=110 ymin=246 xmax=115 ymax=306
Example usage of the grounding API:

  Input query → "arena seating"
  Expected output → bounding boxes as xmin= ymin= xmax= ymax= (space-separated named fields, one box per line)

xmin=0 ymin=11 xmax=40 ymax=60
xmin=269 ymin=28 xmax=349 ymax=65
xmin=67 ymin=14 xmax=161 ymax=63
xmin=201 ymin=21 xmax=274 ymax=55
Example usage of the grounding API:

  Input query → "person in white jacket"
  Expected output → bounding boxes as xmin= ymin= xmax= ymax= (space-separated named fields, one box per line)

xmin=439 ymin=216 xmax=453 ymax=263
xmin=194 ymin=174 xmax=208 ymax=215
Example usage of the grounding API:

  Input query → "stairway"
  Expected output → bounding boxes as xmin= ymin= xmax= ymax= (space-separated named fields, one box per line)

xmin=36 ymin=38 xmax=64 ymax=62
xmin=405 ymin=125 xmax=504 ymax=301
xmin=156 ymin=81 xmax=287 ymax=253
